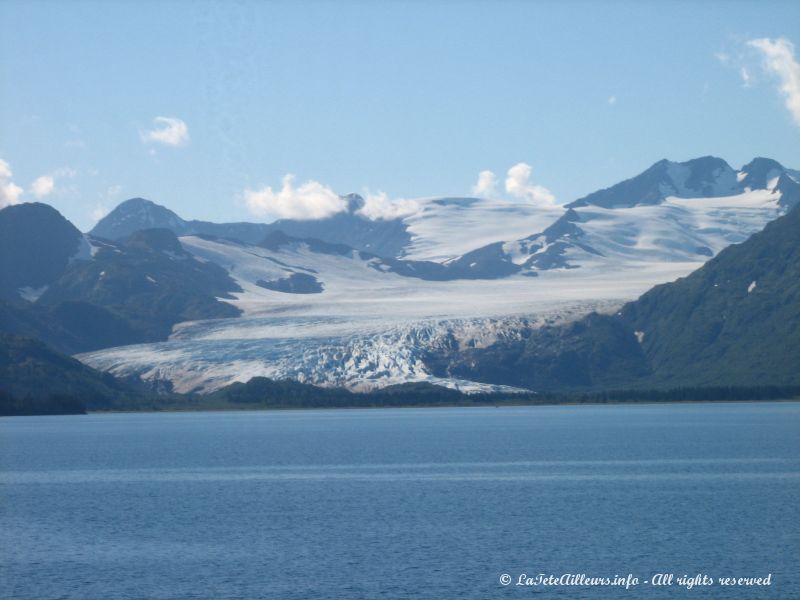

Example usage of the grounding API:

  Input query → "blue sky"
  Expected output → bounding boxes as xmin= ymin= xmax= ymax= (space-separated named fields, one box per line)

xmin=1 ymin=0 xmax=799 ymax=230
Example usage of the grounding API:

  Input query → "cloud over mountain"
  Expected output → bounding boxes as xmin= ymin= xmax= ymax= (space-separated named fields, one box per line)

xmin=472 ymin=170 xmax=498 ymax=197
xmin=504 ymin=162 xmax=556 ymax=206
xmin=472 ymin=164 xmax=554 ymax=205
xmin=244 ymin=174 xmax=347 ymax=220
xmin=356 ymin=192 xmax=420 ymax=221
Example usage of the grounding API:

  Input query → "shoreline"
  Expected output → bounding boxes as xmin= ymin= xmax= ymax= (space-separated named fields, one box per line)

xmin=82 ymin=396 xmax=800 ymax=416
xmin=5 ymin=381 xmax=800 ymax=417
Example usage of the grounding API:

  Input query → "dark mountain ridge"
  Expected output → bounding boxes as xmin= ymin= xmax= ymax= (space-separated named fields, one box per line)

xmin=0 ymin=203 xmax=84 ymax=300
xmin=91 ymin=195 xmax=411 ymax=257
xmin=0 ymin=218 xmax=242 ymax=353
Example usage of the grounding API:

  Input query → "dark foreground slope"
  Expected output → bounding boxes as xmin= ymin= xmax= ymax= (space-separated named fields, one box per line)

xmin=0 ymin=334 xmax=146 ymax=414
xmin=436 ymin=203 xmax=800 ymax=391
xmin=620 ymin=202 xmax=800 ymax=387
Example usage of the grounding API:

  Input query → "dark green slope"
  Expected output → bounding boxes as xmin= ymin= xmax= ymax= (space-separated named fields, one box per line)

xmin=621 ymin=202 xmax=800 ymax=386
xmin=433 ymin=313 xmax=649 ymax=391
xmin=436 ymin=205 xmax=800 ymax=391
xmin=0 ymin=334 xmax=143 ymax=413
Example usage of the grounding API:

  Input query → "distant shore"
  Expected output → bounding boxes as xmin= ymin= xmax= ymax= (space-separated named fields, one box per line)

xmin=87 ymin=396 xmax=800 ymax=417
xmin=4 ymin=381 xmax=799 ymax=417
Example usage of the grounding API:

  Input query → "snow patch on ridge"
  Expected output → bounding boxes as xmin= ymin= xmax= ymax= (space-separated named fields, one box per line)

xmin=17 ymin=286 xmax=48 ymax=302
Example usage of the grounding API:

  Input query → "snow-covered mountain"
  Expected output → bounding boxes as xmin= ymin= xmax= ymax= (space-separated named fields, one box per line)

xmin=567 ymin=156 xmax=740 ymax=209
xmin=91 ymin=197 xmax=189 ymax=239
xmin=461 ymin=157 xmax=800 ymax=273
xmin=566 ymin=156 xmax=795 ymax=209
xmin=11 ymin=155 xmax=799 ymax=393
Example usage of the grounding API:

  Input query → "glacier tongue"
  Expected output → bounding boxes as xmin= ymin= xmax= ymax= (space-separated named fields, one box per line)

xmin=77 ymin=304 xmax=617 ymax=394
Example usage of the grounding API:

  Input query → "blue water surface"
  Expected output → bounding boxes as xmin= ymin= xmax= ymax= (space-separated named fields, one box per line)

xmin=1 ymin=402 xmax=798 ymax=599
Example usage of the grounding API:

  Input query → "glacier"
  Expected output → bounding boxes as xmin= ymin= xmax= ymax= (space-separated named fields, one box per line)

xmin=75 ymin=166 xmax=793 ymax=393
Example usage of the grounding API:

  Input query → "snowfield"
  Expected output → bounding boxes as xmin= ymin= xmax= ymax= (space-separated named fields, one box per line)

xmin=401 ymin=196 xmax=564 ymax=262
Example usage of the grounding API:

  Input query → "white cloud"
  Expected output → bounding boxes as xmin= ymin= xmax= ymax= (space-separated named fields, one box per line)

xmin=244 ymin=174 xmax=347 ymax=220
xmin=748 ymin=37 xmax=800 ymax=126
xmin=356 ymin=191 xmax=420 ymax=221
xmin=141 ymin=116 xmax=190 ymax=146
xmin=31 ymin=174 xmax=55 ymax=198
xmin=0 ymin=159 xmax=24 ymax=208
xmin=472 ymin=170 xmax=498 ymax=197
xmin=714 ymin=51 xmax=730 ymax=65
xmin=504 ymin=163 xmax=556 ymax=206
xmin=30 ymin=167 xmax=77 ymax=198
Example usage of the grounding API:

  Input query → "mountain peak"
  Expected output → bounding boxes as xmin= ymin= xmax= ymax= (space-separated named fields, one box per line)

xmin=0 ymin=202 xmax=84 ymax=298
xmin=91 ymin=197 xmax=188 ymax=240
xmin=738 ymin=157 xmax=786 ymax=191
xmin=567 ymin=155 xmax=738 ymax=209
xmin=342 ymin=193 xmax=365 ymax=213
xmin=117 ymin=197 xmax=158 ymax=208
xmin=683 ymin=155 xmax=730 ymax=169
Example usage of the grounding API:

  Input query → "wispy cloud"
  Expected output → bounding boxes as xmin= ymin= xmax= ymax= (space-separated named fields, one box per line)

xmin=356 ymin=191 xmax=420 ymax=221
xmin=0 ymin=159 xmax=24 ymax=208
xmin=91 ymin=204 xmax=110 ymax=223
xmin=244 ymin=174 xmax=347 ymax=220
xmin=608 ymin=95 xmax=617 ymax=105
xmin=747 ymin=37 xmax=800 ymax=126
xmin=505 ymin=163 xmax=556 ymax=206
xmin=89 ymin=185 xmax=122 ymax=224
xmin=739 ymin=66 xmax=752 ymax=88
xmin=472 ymin=170 xmax=498 ymax=197
xmin=141 ymin=116 xmax=190 ymax=146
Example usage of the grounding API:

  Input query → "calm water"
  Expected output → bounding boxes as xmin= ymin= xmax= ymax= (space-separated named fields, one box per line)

xmin=1 ymin=403 xmax=798 ymax=599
